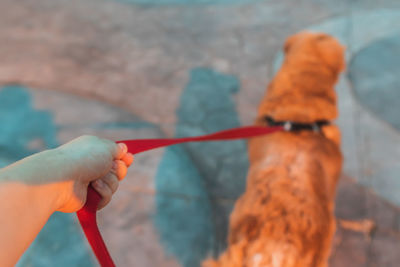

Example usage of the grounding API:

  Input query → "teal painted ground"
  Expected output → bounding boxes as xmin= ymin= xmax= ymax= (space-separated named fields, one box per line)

xmin=349 ymin=34 xmax=400 ymax=130
xmin=154 ymin=68 xmax=249 ymax=267
xmin=0 ymin=86 xmax=57 ymax=168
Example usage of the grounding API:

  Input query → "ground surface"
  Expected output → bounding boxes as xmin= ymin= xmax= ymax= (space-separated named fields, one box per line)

xmin=0 ymin=0 xmax=400 ymax=266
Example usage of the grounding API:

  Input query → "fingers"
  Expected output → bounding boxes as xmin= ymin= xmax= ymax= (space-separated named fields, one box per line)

xmin=101 ymin=139 xmax=128 ymax=160
xmin=91 ymin=156 xmax=132 ymax=209
xmin=112 ymin=160 xmax=128 ymax=181
xmin=122 ymin=153 xmax=134 ymax=167
xmin=102 ymin=171 xmax=119 ymax=193
xmin=90 ymin=142 xmax=132 ymax=210
xmin=111 ymin=142 xmax=127 ymax=160
xmin=92 ymin=173 xmax=118 ymax=210
xmin=117 ymin=143 xmax=128 ymax=159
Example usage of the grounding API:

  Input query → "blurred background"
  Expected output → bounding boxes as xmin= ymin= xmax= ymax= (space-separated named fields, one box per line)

xmin=1 ymin=0 xmax=400 ymax=266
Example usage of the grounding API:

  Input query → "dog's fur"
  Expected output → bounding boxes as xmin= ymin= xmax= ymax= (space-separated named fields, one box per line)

xmin=203 ymin=32 xmax=345 ymax=267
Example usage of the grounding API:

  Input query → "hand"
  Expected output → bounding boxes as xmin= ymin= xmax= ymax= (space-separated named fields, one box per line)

xmin=53 ymin=135 xmax=133 ymax=212
xmin=0 ymin=135 xmax=134 ymax=266
xmin=91 ymin=143 xmax=134 ymax=210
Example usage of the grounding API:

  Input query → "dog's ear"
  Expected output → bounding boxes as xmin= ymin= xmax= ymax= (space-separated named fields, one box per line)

xmin=285 ymin=31 xmax=318 ymax=53
xmin=284 ymin=33 xmax=301 ymax=53
xmin=314 ymin=34 xmax=346 ymax=75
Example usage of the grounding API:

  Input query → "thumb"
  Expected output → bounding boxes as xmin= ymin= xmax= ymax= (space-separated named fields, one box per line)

xmin=100 ymin=139 xmax=127 ymax=160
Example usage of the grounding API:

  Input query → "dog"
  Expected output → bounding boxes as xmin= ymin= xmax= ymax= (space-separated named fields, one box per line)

xmin=203 ymin=32 xmax=345 ymax=267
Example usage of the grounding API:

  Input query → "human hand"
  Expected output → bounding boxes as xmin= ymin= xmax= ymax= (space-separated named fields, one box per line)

xmin=53 ymin=135 xmax=133 ymax=212
xmin=0 ymin=135 xmax=133 ymax=266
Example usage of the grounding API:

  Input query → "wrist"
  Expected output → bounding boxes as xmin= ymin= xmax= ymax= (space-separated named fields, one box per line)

xmin=30 ymin=182 xmax=63 ymax=215
xmin=21 ymin=148 xmax=70 ymax=214
xmin=35 ymin=148 xmax=72 ymax=213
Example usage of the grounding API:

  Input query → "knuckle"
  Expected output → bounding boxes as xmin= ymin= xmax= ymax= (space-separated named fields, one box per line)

xmin=100 ymin=193 xmax=111 ymax=208
xmin=103 ymin=186 xmax=112 ymax=197
xmin=104 ymin=195 xmax=112 ymax=206
xmin=111 ymin=176 xmax=119 ymax=192
xmin=104 ymin=175 xmax=119 ymax=193
xmin=104 ymin=194 xmax=112 ymax=203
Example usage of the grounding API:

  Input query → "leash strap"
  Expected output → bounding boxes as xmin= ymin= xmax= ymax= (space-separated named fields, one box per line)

xmin=76 ymin=125 xmax=282 ymax=267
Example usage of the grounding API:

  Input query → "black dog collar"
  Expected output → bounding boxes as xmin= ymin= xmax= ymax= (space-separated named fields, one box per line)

xmin=264 ymin=116 xmax=330 ymax=132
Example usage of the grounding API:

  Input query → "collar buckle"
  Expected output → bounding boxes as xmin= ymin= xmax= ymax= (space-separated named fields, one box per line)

xmin=283 ymin=121 xmax=292 ymax=131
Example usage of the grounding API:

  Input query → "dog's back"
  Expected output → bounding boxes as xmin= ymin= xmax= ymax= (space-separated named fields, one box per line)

xmin=204 ymin=32 xmax=345 ymax=267
xmin=225 ymin=132 xmax=342 ymax=267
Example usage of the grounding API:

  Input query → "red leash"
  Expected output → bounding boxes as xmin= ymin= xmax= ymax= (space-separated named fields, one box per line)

xmin=76 ymin=125 xmax=282 ymax=267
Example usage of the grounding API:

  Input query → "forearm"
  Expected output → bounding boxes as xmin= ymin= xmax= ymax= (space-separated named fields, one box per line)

xmin=0 ymin=182 xmax=57 ymax=266
xmin=0 ymin=150 xmax=61 ymax=266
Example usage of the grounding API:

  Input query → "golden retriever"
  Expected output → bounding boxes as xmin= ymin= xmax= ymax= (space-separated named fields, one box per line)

xmin=204 ymin=32 xmax=345 ymax=267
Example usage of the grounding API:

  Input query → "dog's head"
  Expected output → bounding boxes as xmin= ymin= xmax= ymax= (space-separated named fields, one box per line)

xmin=284 ymin=32 xmax=346 ymax=76
xmin=257 ymin=32 xmax=346 ymax=125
